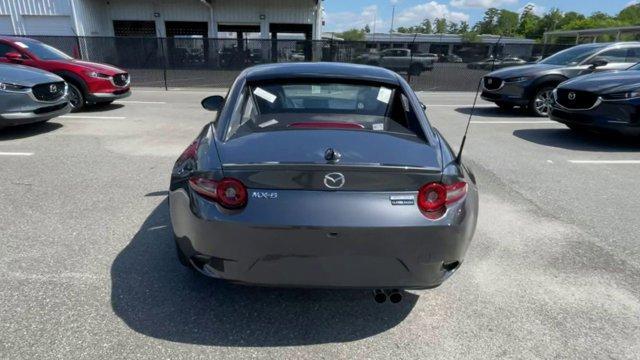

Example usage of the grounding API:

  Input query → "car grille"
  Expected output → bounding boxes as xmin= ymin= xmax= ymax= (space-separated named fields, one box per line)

xmin=483 ymin=77 xmax=503 ymax=91
xmin=481 ymin=92 xmax=502 ymax=100
xmin=32 ymin=82 xmax=66 ymax=102
xmin=112 ymin=73 xmax=130 ymax=87
xmin=556 ymin=89 xmax=599 ymax=110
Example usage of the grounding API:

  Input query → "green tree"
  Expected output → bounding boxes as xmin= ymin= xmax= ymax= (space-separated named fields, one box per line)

xmin=448 ymin=22 xmax=460 ymax=34
xmin=461 ymin=31 xmax=480 ymax=43
xmin=338 ymin=28 xmax=365 ymax=41
xmin=458 ymin=21 xmax=470 ymax=34
xmin=363 ymin=24 xmax=371 ymax=33
xmin=434 ymin=18 xmax=448 ymax=34
xmin=496 ymin=9 xmax=519 ymax=36
xmin=476 ymin=8 xmax=501 ymax=34
xmin=618 ymin=4 xmax=640 ymax=25
xmin=420 ymin=19 xmax=433 ymax=34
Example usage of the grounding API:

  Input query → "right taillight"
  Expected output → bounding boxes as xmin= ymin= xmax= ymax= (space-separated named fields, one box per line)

xmin=418 ymin=181 xmax=467 ymax=219
xmin=188 ymin=176 xmax=248 ymax=209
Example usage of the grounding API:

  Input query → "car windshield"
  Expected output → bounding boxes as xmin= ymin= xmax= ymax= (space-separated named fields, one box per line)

xmin=16 ymin=41 xmax=72 ymax=60
xmin=225 ymin=82 xmax=425 ymax=141
xmin=628 ymin=62 xmax=640 ymax=70
xmin=539 ymin=45 xmax=607 ymax=66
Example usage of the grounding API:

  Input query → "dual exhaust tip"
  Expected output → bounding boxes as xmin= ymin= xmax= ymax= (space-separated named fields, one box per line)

xmin=373 ymin=289 xmax=402 ymax=303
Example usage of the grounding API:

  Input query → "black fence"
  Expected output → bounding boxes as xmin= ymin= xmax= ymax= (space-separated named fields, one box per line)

xmin=27 ymin=36 xmax=573 ymax=91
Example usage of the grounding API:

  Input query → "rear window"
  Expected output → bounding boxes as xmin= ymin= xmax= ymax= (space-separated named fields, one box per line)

xmin=224 ymin=82 xmax=425 ymax=141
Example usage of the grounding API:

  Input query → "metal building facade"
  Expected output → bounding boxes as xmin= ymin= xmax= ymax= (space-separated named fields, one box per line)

xmin=0 ymin=0 xmax=323 ymax=39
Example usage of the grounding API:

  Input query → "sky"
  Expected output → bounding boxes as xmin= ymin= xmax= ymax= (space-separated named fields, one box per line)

xmin=323 ymin=0 xmax=639 ymax=32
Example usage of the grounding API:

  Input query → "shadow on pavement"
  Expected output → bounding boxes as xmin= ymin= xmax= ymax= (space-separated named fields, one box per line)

xmin=455 ymin=106 xmax=532 ymax=118
xmin=513 ymin=128 xmax=640 ymax=152
xmin=81 ymin=103 xmax=125 ymax=113
xmin=111 ymin=199 xmax=417 ymax=346
xmin=0 ymin=121 xmax=62 ymax=141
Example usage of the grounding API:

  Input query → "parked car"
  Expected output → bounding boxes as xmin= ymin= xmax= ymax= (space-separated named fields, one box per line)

xmin=467 ymin=56 xmax=527 ymax=70
xmin=0 ymin=63 xmax=70 ymax=128
xmin=443 ymin=54 xmax=463 ymax=63
xmin=481 ymin=42 xmax=640 ymax=116
xmin=0 ymin=36 xmax=130 ymax=111
xmin=289 ymin=51 xmax=306 ymax=62
xmin=169 ymin=63 xmax=478 ymax=296
xmin=357 ymin=48 xmax=435 ymax=75
xmin=550 ymin=63 xmax=640 ymax=135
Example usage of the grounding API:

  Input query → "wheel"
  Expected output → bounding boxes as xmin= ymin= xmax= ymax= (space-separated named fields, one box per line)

xmin=175 ymin=238 xmax=191 ymax=268
xmin=409 ymin=64 xmax=422 ymax=76
xmin=496 ymin=102 xmax=514 ymax=110
xmin=529 ymin=86 xmax=554 ymax=117
xmin=66 ymin=83 xmax=85 ymax=112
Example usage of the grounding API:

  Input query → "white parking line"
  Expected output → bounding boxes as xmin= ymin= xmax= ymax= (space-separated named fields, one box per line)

xmin=426 ymin=104 xmax=494 ymax=107
xmin=569 ymin=160 xmax=640 ymax=164
xmin=470 ymin=120 xmax=557 ymax=124
xmin=0 ymin=152 xmax=34 ymax=156
xmin=115 ymin=100 xmax=166 ymax=104
xmin=60 ymin=115 xmax=126 ymax=120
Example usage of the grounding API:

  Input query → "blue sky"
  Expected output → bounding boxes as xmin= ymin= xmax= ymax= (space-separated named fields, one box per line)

xmin=323 ymin=0 xmax=639 ymax=32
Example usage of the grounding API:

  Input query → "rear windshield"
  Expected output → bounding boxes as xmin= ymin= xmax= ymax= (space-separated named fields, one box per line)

xmin=224 ymin=82 xmax=425 ymax=141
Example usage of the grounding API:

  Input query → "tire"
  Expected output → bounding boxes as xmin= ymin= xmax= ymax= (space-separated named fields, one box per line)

xmin=409 ymin=64 xmax=422 ymax=76
xmin=529 ymin=86 xmax=555 ymax=117
xmin=496 ymin=102 xmax=514 ymax=110
xmin=66 ymin=82 xmax=85 ymax=112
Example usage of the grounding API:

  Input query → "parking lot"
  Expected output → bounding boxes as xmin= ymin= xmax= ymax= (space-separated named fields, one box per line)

xmin=1 ymin=89 xmax=639 ymax=359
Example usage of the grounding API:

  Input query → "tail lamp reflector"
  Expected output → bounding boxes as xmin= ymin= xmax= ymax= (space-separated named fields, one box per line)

xmin=189 ymin=176 xmax=248 ymax=209
xmin=418 ymin=181 xmax=468 ymax=219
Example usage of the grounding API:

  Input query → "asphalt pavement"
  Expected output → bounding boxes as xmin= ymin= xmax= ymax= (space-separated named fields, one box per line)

xmin=1 ymin=88 xmax=638 ymax=359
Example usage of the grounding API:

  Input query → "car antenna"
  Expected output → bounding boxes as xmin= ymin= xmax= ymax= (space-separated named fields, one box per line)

xmin=456 ymin=35 xmax=503 ymax=164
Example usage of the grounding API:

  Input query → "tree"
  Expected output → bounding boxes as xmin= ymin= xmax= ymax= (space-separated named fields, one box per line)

xmin=363 ymin=24 xmax=371 ymax=33
xmin=338 ymin=28 xmax=365 ymax=41
xmin=476 ymin=8 xmax=501 ymax=34
xmin=434 ymin=18 xmax=448 ymax=34
xmin=618 ymin=4 xmax=640 ymax=25
xmin=517 ymin=7 xmax=541 ymax=39
xmin=448 ymin=22 xmax=460 ymax=34
xmin=458 ymin=21 xmax=470 ymax=34
xmin=496 ymin=9 xmax=519 ymax=36
xmin=420 ymin=19 xmax=433 ymax=34
xmin=461 ymin=31 xmax=480 ymax=43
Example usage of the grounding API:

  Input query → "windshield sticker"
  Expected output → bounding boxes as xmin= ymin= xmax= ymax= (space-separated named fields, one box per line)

xmin=311 ymin=85 xmax=321 ymax=94
xmin=258 ymin=119 xmax=279 ymax=128
xmin=254 ymin=87 xmax=277 ymax=103
xmin=15 ymin=42 xmax=28 ymax=49
xmin=372 ymin=123 xmax=384 ymax=131
xmin=377 ymin=87 xmax=392 ymax=104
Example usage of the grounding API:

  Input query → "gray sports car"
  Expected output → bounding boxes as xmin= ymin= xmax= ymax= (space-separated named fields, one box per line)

xmin=0 ymin=63 xmax=69 ymax=127
xmin=169 ymin=63 xmax=478 ymax=296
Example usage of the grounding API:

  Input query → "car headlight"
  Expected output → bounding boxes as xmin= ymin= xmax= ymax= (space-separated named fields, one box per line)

xmin=504 ymin=76 xmax=531 ymax=83
xmin=86 ymin=71 xmax=111 ymax=79
xmin=0 ymin=82 xmax=30 ymax=92
xmin=601 ymin=90 xmax=640 ymax=101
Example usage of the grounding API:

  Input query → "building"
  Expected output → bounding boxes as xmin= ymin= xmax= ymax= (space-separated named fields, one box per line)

xmin=543 ymin=26 xmax=640 ymax=44
xmin=0 ymin=0 xmax=323 ymax=40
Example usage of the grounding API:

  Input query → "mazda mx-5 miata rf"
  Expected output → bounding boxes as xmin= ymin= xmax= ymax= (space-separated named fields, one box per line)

xmin=169 ymin=63 xmax=478 ymax=295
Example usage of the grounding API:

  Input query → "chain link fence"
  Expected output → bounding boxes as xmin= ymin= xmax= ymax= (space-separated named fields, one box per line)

xmin=24 ymin=36 xmax=574 ymax=91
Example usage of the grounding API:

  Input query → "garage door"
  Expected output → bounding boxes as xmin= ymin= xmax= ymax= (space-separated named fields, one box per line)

xmin=23 ymin=15 xmax=75 ymax=36
xmin=0 ymin=15 xmax=13 ymax=35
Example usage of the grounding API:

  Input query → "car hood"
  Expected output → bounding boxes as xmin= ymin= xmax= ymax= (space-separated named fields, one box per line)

xmin=48 ymin=59 xmax=126 ymax=75
xmin=0 ymin=63 xmax=63 ymax=86
xmin=558 ymin=71 xmax=640 ymax=94
xmin=217 ymin=130 xmax=441 ymax=169
xmin=487 ymin=63 xmax=561 ymax=78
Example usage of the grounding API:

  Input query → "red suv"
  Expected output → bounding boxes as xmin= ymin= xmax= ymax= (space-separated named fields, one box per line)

xmin=0 ymin=36 xmax=131 ymax=111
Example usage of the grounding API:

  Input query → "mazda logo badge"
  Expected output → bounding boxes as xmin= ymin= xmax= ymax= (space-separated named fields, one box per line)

xmin=49 ymin=84 xmax=58 ymax=93
xmin=323 ymin=172 xmax=345 ymax=189
xmin=568 ymin=92 xmax=576 ymax=100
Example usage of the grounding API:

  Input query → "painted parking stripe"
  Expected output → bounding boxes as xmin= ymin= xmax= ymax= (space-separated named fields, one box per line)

xmin=60 ymin=115 xmax=126 ymax=119
xmin=470 ymin=120 xmax=557 ymax=124
xmin=569 ymin=160 xmax=640 ymax=164
xmin=0 ymin=152 xmax=33 ymax=156
xmin=115 ymin=100 xmax=166 ymax=104
xmin=425 ymin=104 xmax=494 ymax=107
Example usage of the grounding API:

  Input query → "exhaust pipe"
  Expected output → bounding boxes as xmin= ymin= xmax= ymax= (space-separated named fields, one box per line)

xmin=373 ymin=289 xmax=387 ymax=303
xmin=387 ymin=289 xmax=403 ymax=303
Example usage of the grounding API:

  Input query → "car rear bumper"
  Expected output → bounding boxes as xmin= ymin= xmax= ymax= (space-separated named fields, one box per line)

xmin=86 ymin=88 xmax=131 ymax=103
xmin=169 ymin=187 xmax=478 ymax=289
xmin=0 ymin=102 xmax=70 ymax=126
xmin=550 ymin=102 xmax=640 ymax=136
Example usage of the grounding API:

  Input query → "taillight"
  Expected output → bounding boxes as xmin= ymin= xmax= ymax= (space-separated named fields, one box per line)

xmin=188 ymin=176 xmax=248 ymax=209
xmin=418 ymin=181 xmax=467 ymax=219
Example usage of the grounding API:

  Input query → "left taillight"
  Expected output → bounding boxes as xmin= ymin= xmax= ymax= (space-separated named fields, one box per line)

xmin=188 ymin=176 xmax=248 ymax=209
xmin=417 ymin=181 xmax=468 ymax=219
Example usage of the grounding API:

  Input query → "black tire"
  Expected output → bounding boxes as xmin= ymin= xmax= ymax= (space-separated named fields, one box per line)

xmin=67 ymin=82 xmax=85 ymax=112
xmin=529 ymin=86 xmax=555 ymax=117
xmin=496 ymin=102 xmax=514 ymax=110
xmin=409 ymin=63 xmax=422 ymax=76
xmin=175 ymin=238 xmax=191 ymax=268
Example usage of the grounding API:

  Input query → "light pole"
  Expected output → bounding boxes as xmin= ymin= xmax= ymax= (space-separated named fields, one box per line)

xmin=389 ymin=5 xmax=396 ymax=39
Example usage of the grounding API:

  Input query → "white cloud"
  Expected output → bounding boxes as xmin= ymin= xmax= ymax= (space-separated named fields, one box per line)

xmin=519 ymin=2 xmax=546 ymax=16
xmin=450 ymin=0 xmax=517 ymax=9
xmin=324 ymin=5 xmax=388 ymax=32
xmin=626 ymin=0 xmax=638 ymax=6
xmin=395 ymin=1 xmax=470 ymax=26
xmin=390 ymin=0 xmax=399 ymax=5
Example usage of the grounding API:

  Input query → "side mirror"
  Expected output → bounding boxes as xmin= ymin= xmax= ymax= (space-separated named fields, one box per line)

xmin=588 ymin=58 xmax=608 ymax=69
xmin=201 ymin=95 xmax=224 ymax=111
xmin=5 ymin=52 xmax=23 ymax=62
